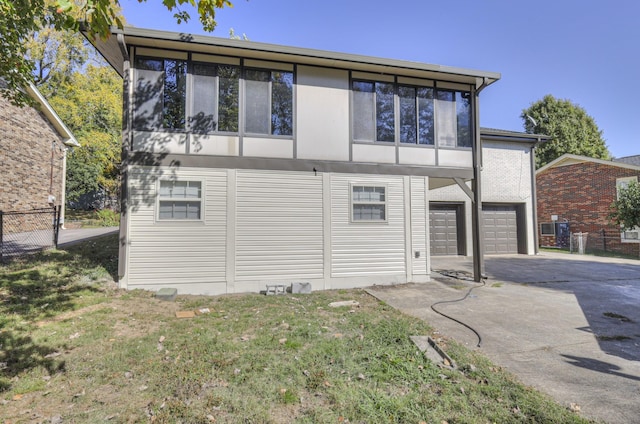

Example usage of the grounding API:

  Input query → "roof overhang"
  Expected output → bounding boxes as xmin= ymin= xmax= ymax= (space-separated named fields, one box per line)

xmin=537 ymin=153 xmax=640 ymax=174
xmin=25 ymin=84 xmax=80 ymax=148
xmin=480 ymin=127 xmax=549 ymax=145
xmin=86 ymin=26 xmax=501 ymax=88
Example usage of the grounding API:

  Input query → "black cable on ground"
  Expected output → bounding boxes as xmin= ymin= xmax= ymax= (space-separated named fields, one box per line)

xmin=430 ymin=272 xmax=485 ymax=348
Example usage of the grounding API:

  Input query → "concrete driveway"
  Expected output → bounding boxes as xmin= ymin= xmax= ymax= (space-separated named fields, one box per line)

xmin=367 ymin=252 xmax=640 ymax=424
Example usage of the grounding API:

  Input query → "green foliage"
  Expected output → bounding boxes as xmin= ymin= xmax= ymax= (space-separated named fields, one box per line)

xmin=96 ymin=208 xmax=120 ymax=226
xmin=610 ymin=180 xmax=640 ymax=231
xmin=46 ymin=65 xmax=122 ymax=204
xmin=521 ymin=94 xmax=610 ymax=168
xmin=0 ymin=0 xmax=233 ymax=105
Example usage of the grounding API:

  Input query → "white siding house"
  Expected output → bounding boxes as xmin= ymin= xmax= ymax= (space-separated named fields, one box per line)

xmin=88 ymin=27 xmax=540 ymax=295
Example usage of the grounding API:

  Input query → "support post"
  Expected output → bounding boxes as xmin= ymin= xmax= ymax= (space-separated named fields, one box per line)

xmin=471 ymin=81 xmax=487 ymax=282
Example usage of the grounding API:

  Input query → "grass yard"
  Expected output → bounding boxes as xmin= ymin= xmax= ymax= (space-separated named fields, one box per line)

xmin=1 ymin=236 xmax=591 ymax=423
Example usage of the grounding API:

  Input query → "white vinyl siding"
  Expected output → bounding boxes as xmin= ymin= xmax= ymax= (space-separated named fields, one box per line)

xmin=331 ymin=175 xmax=406 ymax=276
xmin=235 ymin=170 xmax=323 ymax=280
xmin=127 ymin=167 xmax=227 ymax=288
xmin=410 ymin=176 xmax=428 ymax=275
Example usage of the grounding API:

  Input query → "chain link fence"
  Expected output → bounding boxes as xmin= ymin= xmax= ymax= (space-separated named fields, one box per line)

xmin=569 ymin=230 xmax=640 ymax=258
xmin=0 ymin=207 xmax=60 ymax=262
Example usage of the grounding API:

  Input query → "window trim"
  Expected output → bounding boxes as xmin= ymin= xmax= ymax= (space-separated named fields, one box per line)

xmin=190 ymin=61 xmax=240 ymax=134
xmin=243 ymin=67 xmax=294 ymax=137
xmin=540 ymin=222 xmax=556 ymax=236
xmin=156 ymin=179 xmax=205 ymax=222
xmin=351 ymin=75 xmax=472 ymax=149
xmin=350 ymin=183 xmax=388 ymax=223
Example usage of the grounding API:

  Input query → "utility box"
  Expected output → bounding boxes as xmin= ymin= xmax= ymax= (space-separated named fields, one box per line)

xmin=291 ymin=282 xmax=312 ymax=294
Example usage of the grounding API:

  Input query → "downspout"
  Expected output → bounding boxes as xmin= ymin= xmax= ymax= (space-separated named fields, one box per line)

xmin=531 ymin=138 xmax=540 ymax=254
xmin=471 ymin=77 xmax=489 ymax=282
xmin=60 ymin=147 xmax=68 ymax=229
xmin=117 ymin=33 xmax=131 ymax=285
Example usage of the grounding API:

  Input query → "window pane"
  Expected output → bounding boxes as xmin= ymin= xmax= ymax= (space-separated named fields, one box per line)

xmin=376 ymin=82 xmax=395 ymax=142
xmin=218 ymin=65 xmax=239 ymax=132
xmin=436 ymin=90 xmax=456 ymax=148
xmin=185 ymin=181 xmax=201 ymax=198
xmin=187 ymin=202 xmax=201 ymax=219
xmin=163 ymin=59 xmax=186 ymax=129
xmin=171 ymin=181 xmax=188 ymax=198
xmin=271 ymin=71 xmax=293 ymax=135
xmin=191 ymin=63 xmax=217 ymax=133
xmin=353 ymin=81 xmax=375 ymax=141
xmin=159 ymin=202 xmax=174 ymax=219
xmin=352 ymin=186 xmax=385 ymax=202
xmin=399 ymin=86 xmax=417 ymax=144
xmin=134 ymin=58 xmax=163 ymax=130
xmin=456 ymin=91 xmax=472 ymax=148
xmin=245 ymin=69 xmax=271 ymax=134
xmin=353 ymin=205 xmax=386 ymax=221
xmin=417 ymin=87 xmax=434 ymax=145
xmin=159 ymin=181 xmax=172 ymax=197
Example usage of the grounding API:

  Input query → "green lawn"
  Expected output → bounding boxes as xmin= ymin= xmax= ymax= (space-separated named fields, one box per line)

xmin=1 ymin=236 xmax=591 ymax=423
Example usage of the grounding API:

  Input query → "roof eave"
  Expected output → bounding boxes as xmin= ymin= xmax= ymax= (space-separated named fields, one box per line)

xmin=25 ymin=84 xmax=80 ymax=147
xmin=86 ymin=26 xmax=500 ymax=86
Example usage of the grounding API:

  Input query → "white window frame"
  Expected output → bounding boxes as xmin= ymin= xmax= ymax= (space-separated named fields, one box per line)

xmin=540 ymin=222 xmax=555 ymax=236
xmin=616 ymin=176 xmax=640 ymax=243
xmin=156 ymin=179 xmax=204 ymax=221
xmin=350 ymin=184 xmax=388 ymax=223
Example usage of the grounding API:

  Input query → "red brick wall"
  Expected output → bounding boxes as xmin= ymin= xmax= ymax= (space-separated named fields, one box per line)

xmin=0 ymin=95 xmax=65 ymax=213
xmin=536 ymin=161 xmax=640 ymax=256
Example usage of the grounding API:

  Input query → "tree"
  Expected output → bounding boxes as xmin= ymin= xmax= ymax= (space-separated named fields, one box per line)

xmin=610 ymin=180 xmax=640 ymax=240
xmin=521 ymin=95 xmax=610 ymax=168
xmin=0 ymin=0 xmax=233 ymax=105
xmin=47 ymin=65 xmax=123 ymax=206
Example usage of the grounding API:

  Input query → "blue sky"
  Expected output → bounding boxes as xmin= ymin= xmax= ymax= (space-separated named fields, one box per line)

xmin=121 ymin=0 xmax=639 ymax=158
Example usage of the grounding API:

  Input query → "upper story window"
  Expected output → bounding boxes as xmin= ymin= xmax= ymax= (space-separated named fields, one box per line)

xmin=133 ymin=54 xmax=293 ymax=137
xmin=191 ymin=63 xmax=239 ymax=133
xmin=399 ymin=86 xmax=434 ymax=145
xmin=353 ymin=81 xmax=395 ymax=142
xmin=134 ymin=57 xmax=187 ymax=131
xmin=245 ymin=69 xmax=293 ymax=136
xmin=353 ymin=78 xmax=472 ymax=148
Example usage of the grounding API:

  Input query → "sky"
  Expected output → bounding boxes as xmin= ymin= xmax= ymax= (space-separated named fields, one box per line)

xmin=120 ymin=0 xmax=639 ymax=158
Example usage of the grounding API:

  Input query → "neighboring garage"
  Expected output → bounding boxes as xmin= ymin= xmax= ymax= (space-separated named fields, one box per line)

xmin=429 ymin=202 xmax=527 ymax=256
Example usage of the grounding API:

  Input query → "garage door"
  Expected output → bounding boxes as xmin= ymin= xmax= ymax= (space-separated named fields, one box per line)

xmin=483 ymin=205 xmax=518 ymax=254
xmin=430 ymin=206 xmax=460 ymax=256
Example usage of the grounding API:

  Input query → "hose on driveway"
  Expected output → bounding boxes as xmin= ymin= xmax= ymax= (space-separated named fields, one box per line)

xmin=430 ymin=271 xmax=485 ymax=347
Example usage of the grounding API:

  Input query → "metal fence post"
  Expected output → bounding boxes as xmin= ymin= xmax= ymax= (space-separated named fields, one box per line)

xmin=53 ymin=206 xmax=61 ymax=247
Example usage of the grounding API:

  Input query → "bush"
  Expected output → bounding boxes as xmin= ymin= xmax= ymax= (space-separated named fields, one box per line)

xmin=96 ymin=209 xmax=120 ymax=227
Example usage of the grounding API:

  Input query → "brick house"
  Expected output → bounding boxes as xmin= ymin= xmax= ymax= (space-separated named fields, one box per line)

xmin=536 ymin=153 xmax=640 ymax=256
xmin=0 ymin=82 xmax=79 ymax=225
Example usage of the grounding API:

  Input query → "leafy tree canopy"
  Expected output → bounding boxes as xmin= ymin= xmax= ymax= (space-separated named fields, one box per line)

xmin=48 ymin=65 xmax=123 ymax=204
xmin=610 ymin=181 xmax=640 ymax=233
xmin=0 ymin=0 xmax=233 ymax=105
xmin=521 ymin=94 xmax=610 ymax=168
